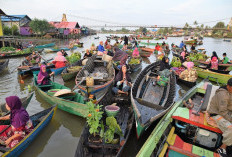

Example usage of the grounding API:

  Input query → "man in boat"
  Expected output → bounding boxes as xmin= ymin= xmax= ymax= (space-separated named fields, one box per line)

xmin=179 ymin=41 xmax=184 ymax=49
xmin=97 ymin=41 xmax=106 ymax=55
xmin=207 ymin=78 xmax=232 ymax=156
xmin=222 ymin=53 xmax=230 ymax=64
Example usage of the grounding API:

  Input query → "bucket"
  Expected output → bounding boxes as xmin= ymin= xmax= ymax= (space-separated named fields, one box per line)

xmin=105 ymin=105 xmax=120 ymax=117
xmin=86 ymin=77 xmax=94 ymax=86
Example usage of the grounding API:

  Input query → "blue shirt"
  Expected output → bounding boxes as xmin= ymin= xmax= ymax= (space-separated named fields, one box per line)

xmin=98 ymin=44 xmax=105 ymax=52
xmin=179 ymin=42 xmax=184 ymax=48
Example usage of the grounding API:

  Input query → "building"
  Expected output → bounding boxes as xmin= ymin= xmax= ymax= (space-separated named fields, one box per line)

xmin=49 ymin=21 xmax=80 ymax=35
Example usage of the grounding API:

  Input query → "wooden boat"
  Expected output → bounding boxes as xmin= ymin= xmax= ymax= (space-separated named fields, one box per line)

xmin=127 ymin=48 xmax=153 ymax=58
xmin=0 ymin=92 xmax=34 ymax=116
xmin=0 ymin=52 xmax=32 ymax=59
xmin=197 ymin=61 xmax=232 ymax=74
xmin=137 ymin=37 xmax=153 ymax=40
xmin=94 ymin=37 xmax=100 ymax=39
xmin=176 ymin=75 xmax=196 ymax=88
xmin=1 ymin=105 xmax=57 ymax=156
xmin=75 ymin=55 xmax=115 ymax=103
xmin=33 ymin=75 xmax=88 ymax=117
xmin=0 ymin=59 xmax=9 ymax=73
xmin=35 ymin=42 xmax=55 ymax=49
xmin=74 ymin=43 xmax=84 ymax=48
xmin=196 ymin=67 xmax=232 ymax=84
xmin=61 ymin=66 xmax=82 ymax=82
xmin=44 ymin=47 xmax=76 ymax=53
xmin=137 ymin=80 xmax=222 ymax=157
xmin=75 ymin=92 xmax=134 ymax=157
xmin=131 ymin=61 xmax=176 ymax=138
xmin=128 ymin=57 xmax=142 ymax=72
xmin=139 ymin=42 xmax=162 ymax=46
xmin=223 ymin=39 xmax=231 ymax=42
xmin=50 ymin=66 xmax=67 ymax=75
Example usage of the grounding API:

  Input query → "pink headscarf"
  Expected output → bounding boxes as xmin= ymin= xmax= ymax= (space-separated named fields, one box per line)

xmin=181 ymin=51 xmax=185 ymax=59
xmin=132 ymin=48 xmax=139 ymax=57
xmin=186 ymin=62 xmax=194 ymax=70
xmin=212 ymin=56 xmax=217 ymax=62
xmin=54 ymin=52 xmax=67 ymax=62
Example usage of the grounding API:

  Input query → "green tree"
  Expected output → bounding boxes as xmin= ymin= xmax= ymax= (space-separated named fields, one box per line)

xmin=213 ymin=22 xmax=225 ymax=28
xmin=3 ymin=25 xmax=11 ymax=35
xmin=184 ymin=23 xmax=189 ymax=28
xmin=11 ymin=25 xmax=19 ymax=35
xmin=194 ymin=21 xmax=198 ymax=26
xmin=29 ymin=18 xmax=53 ymax=37
xmin=121 ymin=27 xmax=130 ymax=33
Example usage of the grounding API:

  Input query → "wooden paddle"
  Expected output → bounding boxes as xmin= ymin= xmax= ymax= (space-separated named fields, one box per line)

xmin=72 ymin=77 xmax=85 ymax=92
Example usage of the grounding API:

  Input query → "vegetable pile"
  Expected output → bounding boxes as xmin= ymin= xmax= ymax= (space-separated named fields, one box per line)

xmin=187 ymin=53 xmax=208 ymax=62
xmin=171 ymin=57 xmax=182 ymax=67
xmin=66 ymin=52 xmax=81 ymax=64
xmin=129 ymin=58 xmax=140 ymax=65
xmin=0 ymin=47 xmax=16 ymax=52
xmin=174 ymin=67 xmax=185 ymax=75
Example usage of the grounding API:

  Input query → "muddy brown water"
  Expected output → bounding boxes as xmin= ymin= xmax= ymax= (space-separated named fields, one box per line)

xmin=0 ymin=34 xmax=231 ymax=156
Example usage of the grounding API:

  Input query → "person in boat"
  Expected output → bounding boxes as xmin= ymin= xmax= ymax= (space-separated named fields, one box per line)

xmin=90 ymin=43 xmax=96 ymax=52
xmin=0 ymin=96 xmax=33 ymax=148
xmin=190 ymin=44 xmax=196 ymax=51
xmin=97 ymin=41 xmax=106 ymax=55
xmin=210 ymin=56 xmax=218 ymax=70
xmin=61 ymin=49 xmax=68 ymax=57
xmin=83 ymin=49 xmax=92 ymax=59
xmin=22 ymin=56 xmax=32 ymax=66
xmin=132 ymin=47 xmax=140 ymax=58
xmin=207 ymin=78 xmax=232 ymax=156
xmin=104 ymin=40 xmax=108 ymax=47
xmin=222 ymin=53 xmax=230 ymax=64
xmin=124 ymin=35 xmax=128 ymax=45
xmin=112 ymin=64 xmax=131 ymax=95
xmin=122 ymin=44 xmax=127 ymax=51
xmin=155 ymin=43 xmax=161 ymax=52
xmin=179 ymin=41 xmax=184 ymax=49
xmin=52 ymin=52 xmax=67 ymax=68
xmin=179 ymin=51 xmax=186 ymax=63
xmin=112 ymin=47 xmax=128 ymax=69
xmin=179 ymin=62 xmax=197 ymax=82
xmin=37 ymin=64 xmax=54 ymax=85
xmin=211 ymin=51 xmax=219 ymax=60
xmin=76 ymin=39 xmax=80 ymax=44
xmin=31 ymin=51 xmax=41 ymax=64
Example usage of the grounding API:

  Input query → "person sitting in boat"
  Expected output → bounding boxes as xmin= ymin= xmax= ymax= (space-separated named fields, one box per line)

xmin=83 ymin=49 xmax=92 ymax=59
xmin=22 ymin=56 xmax=32 ymax=66
xmin=90 ymin=43 xmax=96 ymax=53
xmin=31 ymin=51 xmax=41 ymax=64
xmin=112 ymin=47 xmax=128 ymax=69
xmin=61 ymin=49 xmax=68 ymax=57
xmin=211 ymin=51 xmax=219 ymax=60
xmin=207 ymin=78 xmax=232 ymax=156
xmin=122 ymin=44 xmax=127 ymax=51
xmin=0 ymin=96 xmax=33 ymax=148
xmin=37 ymin=65 xmax=54 ymax=85
xmin=179 ymin=41 xmax=184 ymax=49
xmin=190 ymin=44 xmax=196 ymax=51
xmin=210 ymin=56 xmax=218 ymax=70
xmin=97 ymin=41 xmax=107 ymax=55
xmin=222 ymin=53 xmax=230 ymax=64
xmin=124 ymin=35 xmax=128 ymax=45
xmin=179 ymin=62 xmax=197 ymax=82
xmin=104 ymin=40 xmax=108 ymax=47
xmin=179 ymin=51 xmax=186 ymax=63
xmin=112 ymin=65 xmax=132 ymax=96
xmin=132 ymin=47 xmax=140 ymax=58
xmin=155 ymin=43 xmax=161 ymax=52
xmin=52 ymin=52 xmax=67 ymax=69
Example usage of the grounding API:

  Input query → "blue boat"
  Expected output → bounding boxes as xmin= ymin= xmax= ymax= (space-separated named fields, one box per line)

xmin=50 ymin=66 xmax=67 ymax=75
xmin=35 ymin=43 xmax=55 ymax=49
xmin=1 ymin=105 xmax=57 ymax=157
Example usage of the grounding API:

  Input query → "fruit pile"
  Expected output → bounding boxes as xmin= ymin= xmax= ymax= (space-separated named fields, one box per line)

xmin=171 ymin=57 xmax=182 ymax=67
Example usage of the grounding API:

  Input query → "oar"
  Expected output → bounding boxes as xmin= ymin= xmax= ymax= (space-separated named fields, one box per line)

xmin=72 ymin=78 xmax=85 ymax=92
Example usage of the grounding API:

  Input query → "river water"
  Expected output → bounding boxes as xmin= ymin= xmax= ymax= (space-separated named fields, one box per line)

xmin=0 ymin=34 xmax=231 ymax=157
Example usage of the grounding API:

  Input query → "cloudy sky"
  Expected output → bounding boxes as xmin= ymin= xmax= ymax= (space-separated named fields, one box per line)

xmin=1 ymin=0 xmax=232 ymax=27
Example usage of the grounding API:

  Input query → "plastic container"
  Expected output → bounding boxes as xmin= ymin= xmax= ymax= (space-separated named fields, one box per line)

xmin=105 ymin=105 xmax=120 ymax=117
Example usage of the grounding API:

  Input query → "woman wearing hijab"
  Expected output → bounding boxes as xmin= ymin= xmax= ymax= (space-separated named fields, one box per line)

xmin=180 ymin=51 xmax=186 ymax=63
xmin=37 ymin=65 xmax=54 ymax=85
xmin=61 ymin=49 xmax=68 ymax=57
xmin=159 ymin=56 xmax=171 ymax=71
xmin=132 ymin=47 xmax=140 ymax=58
xmin=52 ymin=52 xmax=67 ymax=68
xmin=210 ymin=56 xmax=218 ymax=70
xmin=211 ymin=51 xmax=219 ymax=60
xmin=112 ymin=65 xmax=132 ymax=95
xmin=179 ymin=62 xmax=198 ymax=82
xmin=0 ymin=96 xmax=33 ymax=148
xmin=112 ymin=47 xmax=128 ymax=69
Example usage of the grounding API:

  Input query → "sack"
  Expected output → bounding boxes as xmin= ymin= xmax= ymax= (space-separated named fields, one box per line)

xmin=102 ymin=54 xmax=112 ymax=62
xmin=82 ymin=59 xmax=88 ymax=65
xmin=157 ymin=76 xmax=169 ymax=87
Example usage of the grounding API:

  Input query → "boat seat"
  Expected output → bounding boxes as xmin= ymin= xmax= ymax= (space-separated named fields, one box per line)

xmin=166 ymin=132 xmax=220 ymax=157
xmin=172 ymin=107 xmax=222 ymax=134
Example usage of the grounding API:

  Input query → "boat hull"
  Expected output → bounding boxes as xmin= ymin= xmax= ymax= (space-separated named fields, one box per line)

xmin=0 ymin=59 xmax=9 ymax=72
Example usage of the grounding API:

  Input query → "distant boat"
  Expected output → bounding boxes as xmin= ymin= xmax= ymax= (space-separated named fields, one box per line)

xmin=35 ymin=43 xmax=55 ymax=49
xmin=223 ymin=39 xmax=231 ymax=42
xmin=94 ymin=36 xmax=100 ymax=39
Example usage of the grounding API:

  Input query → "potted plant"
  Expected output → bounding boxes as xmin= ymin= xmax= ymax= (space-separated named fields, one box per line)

xmin=104 ymin=116 xmax=123 ymax=144
xmin=86 ymin=101 xmax=104 ymax=143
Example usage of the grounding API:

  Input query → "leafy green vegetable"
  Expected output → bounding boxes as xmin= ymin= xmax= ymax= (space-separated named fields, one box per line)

xmin=129 ymin=58 xmax=140 ymax=65
xmin=66 ymin=52 xmax=81 ymax=64
xmin=104 ymin=116 xmax=122 ymax=143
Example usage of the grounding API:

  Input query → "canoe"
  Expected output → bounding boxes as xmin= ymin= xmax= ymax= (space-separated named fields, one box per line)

xmin=183 ymin=39 xmax=197 ymax=45
xmin=128 ymin=57 xmax=142 ymax=72
xmin=94 ymin=37 xmax=100 ymax=39
xmin=127 ymin=48 xmax=153 ymax=58
xmin=137 ymin=37 xmax=153 ymax=40
xmin=75 ymin=55 xmax=115 ymax=103
xmin=35 ymin=43 xmax=55 ymax=49
xmin=75 ymin=93 xmax=134 ymax=157
xmin=131 ymin=61 xmax=176 ymax=138
xmin=137 ymin=80 xmax=222 ymax=157
xmin=61 ymin=66 xmax=82 ymax=82
xmin=0 ymin=92 xmax=34 ymax=117
xmin=196 ymin=67 xmax=232 ymax=84
xmin=139 ymin=42 xmax=162 ymax=46
xmin=1 ymin=105 xmax=57 ymax=156
xmin=74 ymin=43 xmax=84 ymax=48
xmin=33 ymin=74 xmax=88 ymax=117
xmin=0 ymin=59 xmax=9 ymax=73
xmin=44 ymin=47 xmax=71 ymax=53
xmin=0 ymin=53 xmax=32 ymax=59
xmin=50 ymin=66 xmax=67 ymax=75
xmin=197 ymin=61 xmax=232 ymax=74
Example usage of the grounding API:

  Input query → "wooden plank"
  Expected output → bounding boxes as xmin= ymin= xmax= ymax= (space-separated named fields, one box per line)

xmin=172 ymin=107 xmax=189 ymax=119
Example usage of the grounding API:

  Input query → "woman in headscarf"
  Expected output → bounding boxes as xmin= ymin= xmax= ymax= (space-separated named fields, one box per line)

xmin=159 ymin=56 xmax=171 ymax=71
xmin=83 ymin=49 xmax=92 ymax=59
xmin=0 ymin=96 xmax=33 ymax=148
xmin=61 ymin=49 xmax=68 ymax=57
xmin=37 ymin=65 xmax=54 ymax=85
xmin=132 ymin=47 xmax=140 ymax=58
xmin=211 ymin=51 xmax=219 ymax=60
xmin=179 ymin=51 xmax=186 ymax=63
xmin=210 ymin=56 xmax=218 ymax=70
xmin=179 ymin=62 xmax=198 ymax=82
xmin=52 ymin=52 xmax=67 ymax=68
xmin=112 ymin=47 xmax=128 ymax=68
xmin=112 ymin=65 xmax=131 ymax=95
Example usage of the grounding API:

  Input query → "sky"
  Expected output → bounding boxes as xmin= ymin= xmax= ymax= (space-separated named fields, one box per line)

xmin=1 ymin=0 xmax=232 ymax=28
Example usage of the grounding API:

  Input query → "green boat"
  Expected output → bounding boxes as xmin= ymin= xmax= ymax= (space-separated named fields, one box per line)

xmin=137 ymin=80 xmax=223 ymax=157
xmin=61 ymin=66 xmax=82 ymax=82
xmin=35 ymin=43 xmax=55 ymax=49
xmin=196 ymin=67 xmax=232 ymax=84
xmin=137 ymin=37 xmax=153 ymax=40
xmin=139 ymin=42 xmax=162 ymax=46
xmin=131 ymin=61 xmax=176 ymax=138
xmin=33 ymin=75 xmax=88 ymax=117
